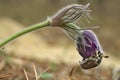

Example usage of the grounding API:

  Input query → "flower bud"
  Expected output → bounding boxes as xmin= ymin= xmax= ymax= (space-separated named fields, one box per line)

xmin=50 ymin=3 xmax=91 ymax=26
xmin=76 ymin=30 xmax=108 ymax=69
xmin=76 ymin=30 xmax=103 ymax=59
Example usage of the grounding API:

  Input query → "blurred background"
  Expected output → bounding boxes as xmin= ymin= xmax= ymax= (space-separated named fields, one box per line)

xmin=0 ymin=0 xmax=120 ymax=57
xmin=0 ymin=0 xmax=120 ymax=80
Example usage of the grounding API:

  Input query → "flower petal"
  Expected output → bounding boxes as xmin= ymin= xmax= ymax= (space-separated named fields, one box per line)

xmin=76 ymin=30 xmax=104 ymax=59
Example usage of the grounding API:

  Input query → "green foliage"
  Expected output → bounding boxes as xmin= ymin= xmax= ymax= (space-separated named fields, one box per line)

xmin=40 ymin=72 xmax=54 ymax=79
xmin=49 ymin=62 xmax=57 ymax=71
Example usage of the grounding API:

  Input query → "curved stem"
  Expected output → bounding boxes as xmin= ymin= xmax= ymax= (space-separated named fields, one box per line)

xmin=0 ymin=20 xmax=50 ymax=48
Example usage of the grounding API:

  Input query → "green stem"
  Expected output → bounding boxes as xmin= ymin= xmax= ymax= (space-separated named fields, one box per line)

xmin=0 ymin=20 xmax=50 ymax=48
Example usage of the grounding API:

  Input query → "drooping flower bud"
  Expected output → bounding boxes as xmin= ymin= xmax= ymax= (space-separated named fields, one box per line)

xmin=76 ymin=30 xmax=108 ymax=69
xmin=50 ymin=3 xmax=91 ymax=26
xmin=50 ymin=3 xmax=108 ymax=69
xmin=76 ymin=30 xmax=103 ymax=59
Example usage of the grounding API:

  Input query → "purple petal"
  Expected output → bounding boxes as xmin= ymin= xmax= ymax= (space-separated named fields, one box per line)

xmin=76 ymin=30 xmax=103 ymax=59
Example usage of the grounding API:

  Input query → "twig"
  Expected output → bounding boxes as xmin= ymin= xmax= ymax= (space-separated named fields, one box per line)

xmin=23 ymin=69 xmax=29 ymax=80
xmin=69 ymin=67 xmax=75 ymax=77
xmin=32 ymin=63 xmax=38 ymax=80
xmin=37 ymin=67 xmax=49 ymax=80
xmin=0 ymin=74 xmax=13 ymax=79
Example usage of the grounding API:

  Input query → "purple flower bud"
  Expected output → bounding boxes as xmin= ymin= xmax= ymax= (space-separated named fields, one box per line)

xmin=76 ymin=30 xmax=103 ymax=59
xmin=76 ymin=30 xmax=107 ymax=69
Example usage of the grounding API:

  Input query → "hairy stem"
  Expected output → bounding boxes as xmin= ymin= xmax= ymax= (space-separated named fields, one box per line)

xmin=0 ymin=20 xmax=50 ymax=48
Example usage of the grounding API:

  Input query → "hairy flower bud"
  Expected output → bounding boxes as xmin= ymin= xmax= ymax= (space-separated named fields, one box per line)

xmin=50 ymin=3 xmax=91 ymax=26
xmin=51 ymin=3 xmax=108 ymax=69
xmin=76 ymin=30 xmax=103 ymax=59
xmin=76 ymin=30 xmax=108 ymax=69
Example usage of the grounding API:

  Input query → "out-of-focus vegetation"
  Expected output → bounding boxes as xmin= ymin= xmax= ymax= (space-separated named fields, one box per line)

xmin=0 ymin=0 xmax=120 ymax=57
